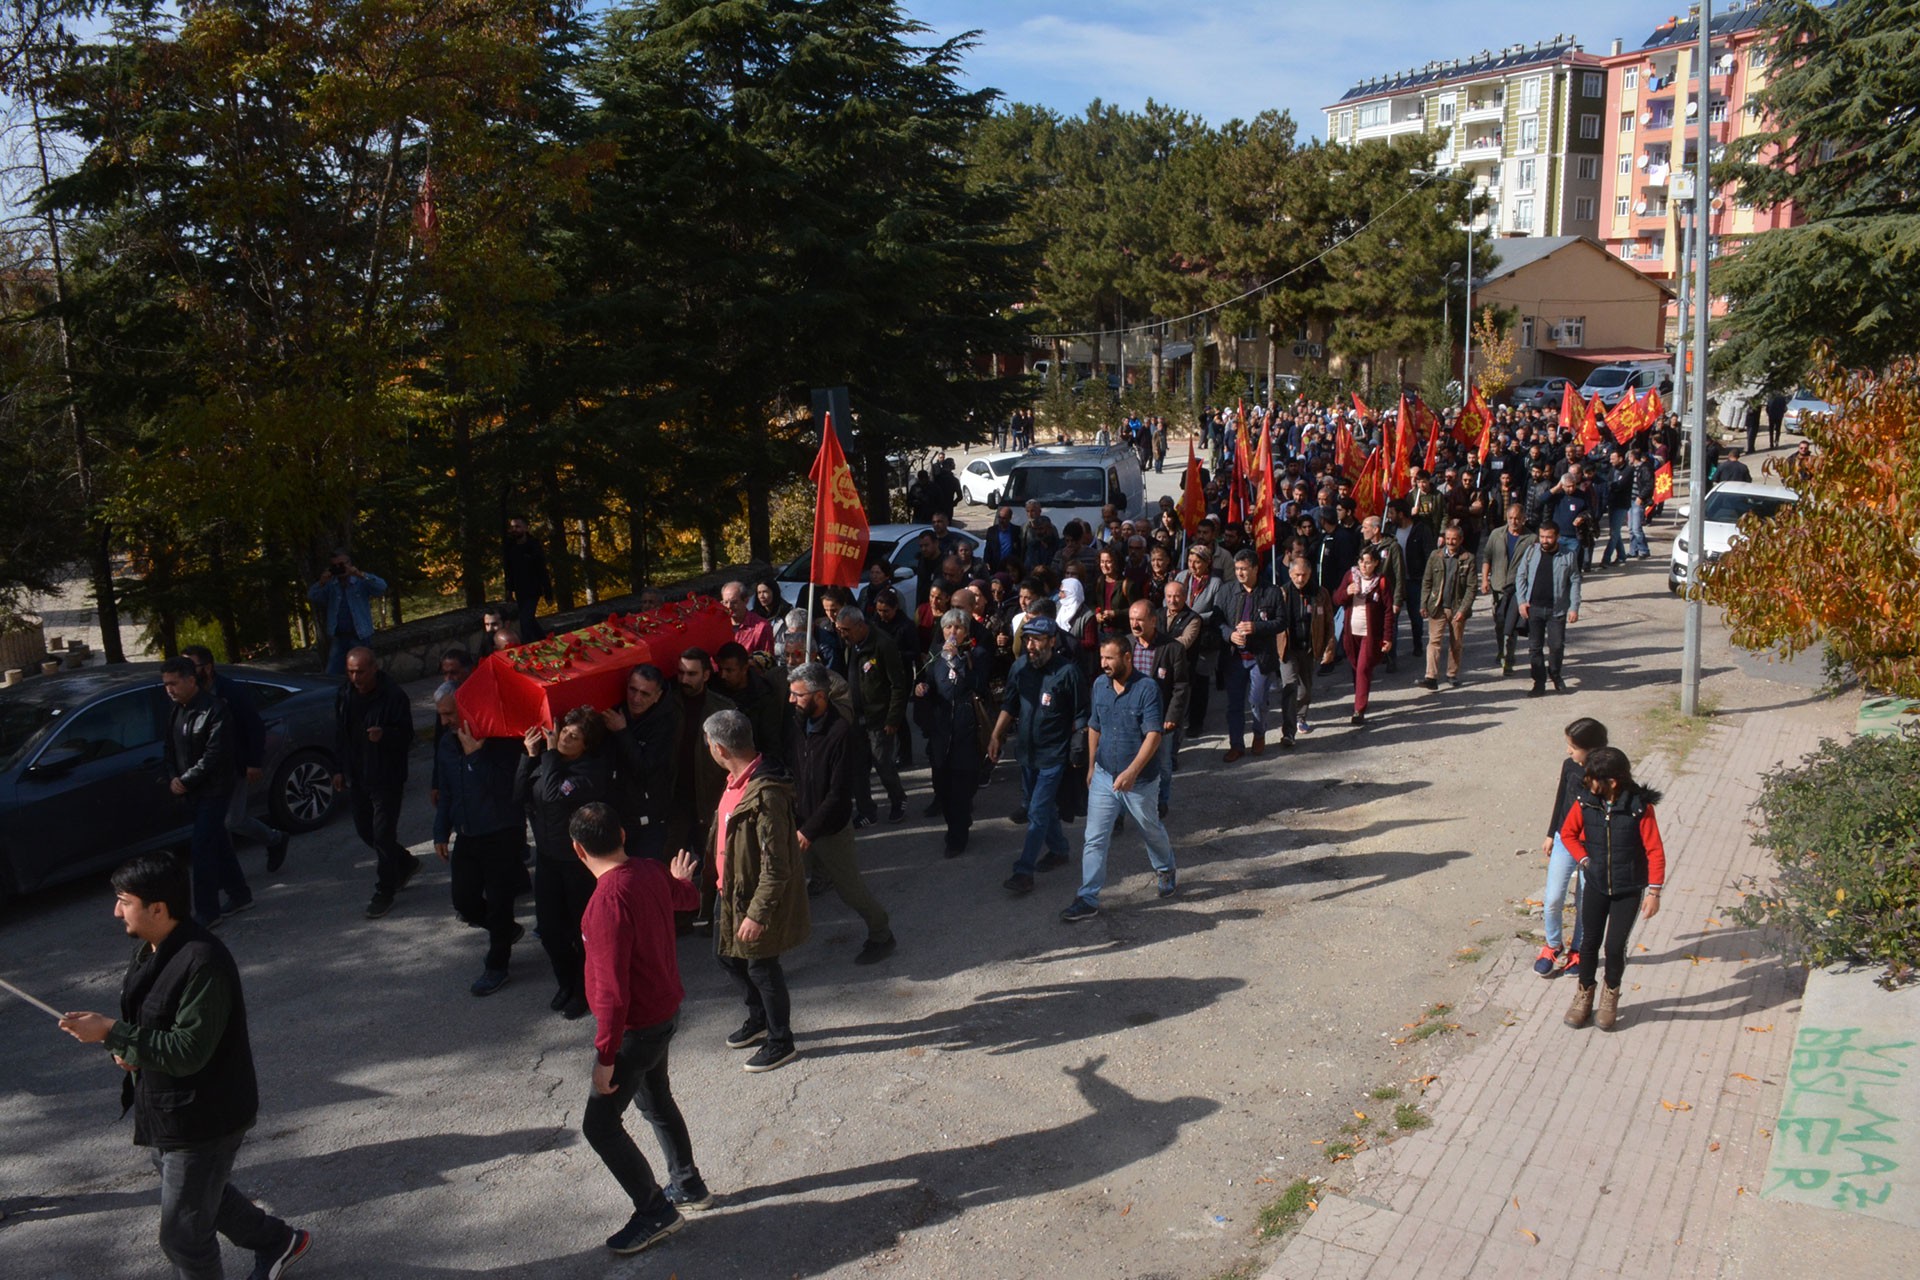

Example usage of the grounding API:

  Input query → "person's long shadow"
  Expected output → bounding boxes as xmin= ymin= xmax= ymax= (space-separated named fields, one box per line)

xmin=802 ymin=975 xmax=1246 ymax=1059
xmin=232 ymin=1128 xmax=569 ymax=1214
xmin=1625 ymin=953 xmax=1804 ymax=1026
xmin=705 ymin=1054 xmax=1219 ymax=1275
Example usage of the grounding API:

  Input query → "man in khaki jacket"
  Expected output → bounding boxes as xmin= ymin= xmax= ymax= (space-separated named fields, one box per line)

xmin=1420 ymin=521 xmax=1479 ymax=688
xmin=700 ymin=710 xmax=809 ymax=1074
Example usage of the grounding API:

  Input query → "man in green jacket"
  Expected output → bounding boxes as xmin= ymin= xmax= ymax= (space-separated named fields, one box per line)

xmin=1420 ymin=521 xmax=1479 ymax=689
xmin=701 ymin=709 xmax=810 ymax=1074
xmin=59 ymin=854 xmax=312 ymax=1280
xmin=1479 ymin=501 xmax=1536 ymax=676
xmin=833 ymin=606 xmax=908 ymax=828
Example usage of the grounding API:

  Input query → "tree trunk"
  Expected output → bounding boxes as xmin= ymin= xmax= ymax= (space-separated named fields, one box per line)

xmin=207 ymin=538 xmax=241 ymax=661
xmin=576 ymin=519 xmax=597 ymax=605
xmin=1050 ymin=337 xmax=1064 ymax=386
xmin=624 ymin=487 xmax=648 ymax=593
xmin=745 ymin=476 xmax=771 ymax=565
xmin=1150 ymin=329 xmax=1163 ymax=395
xmin=859 ymin=441 xmax=891 ymax=520
xmin=542 ymin=469 xmax=574 ymax=609
xmin=698 ymin=517 xmax=721 ymax=574
xmin=1267 ymin=331 xmax=1280 ymax=407
xmin=88 ymin=525 xmax=124 ymax=663
xmin=454 ymin=409 xmax=485 ymax=607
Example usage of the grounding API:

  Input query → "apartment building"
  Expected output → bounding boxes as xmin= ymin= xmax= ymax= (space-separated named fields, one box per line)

xmin=1597 ymin=1 xmax=1800 ymax=332
xmin=1324 ymin=39 xmax=1609 ymax=240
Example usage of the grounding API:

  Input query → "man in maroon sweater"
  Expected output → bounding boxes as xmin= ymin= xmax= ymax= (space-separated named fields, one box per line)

xmin=570 ymin=802 xmax=709 ymax=1256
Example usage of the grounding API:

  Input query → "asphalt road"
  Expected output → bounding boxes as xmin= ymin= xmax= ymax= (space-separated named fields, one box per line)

xmin=0 ymin=438 xmax=1836 ymax=1280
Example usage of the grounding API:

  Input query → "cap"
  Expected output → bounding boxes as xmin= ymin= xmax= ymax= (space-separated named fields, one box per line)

xmin=1023 ymin=616 xmax=1059 ymax=638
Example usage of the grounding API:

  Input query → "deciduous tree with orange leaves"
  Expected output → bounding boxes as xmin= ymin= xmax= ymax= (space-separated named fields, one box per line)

xmin=1705 ymin=353 xmax=1920 ymax=697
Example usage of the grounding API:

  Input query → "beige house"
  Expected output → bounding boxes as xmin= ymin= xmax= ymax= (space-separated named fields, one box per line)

xmin=1473 ymin=234 xmax=1670 ymax=385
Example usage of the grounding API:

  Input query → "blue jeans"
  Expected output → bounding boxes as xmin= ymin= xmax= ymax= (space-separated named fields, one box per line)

xmin=1077 ymin=765 xmax=1176 ymax=905
xmin=188 ymin=789 xmax=250 ymax=924
xmin=152 ymin=1129 xmax=293 ymax=1280
xmin=1542 ymin=834 xmax=1586 ymax=953
xmin=1600 ymin=507 xmax=1628 ymax=565
xmin=1224 ymin=659 xmax=1270 ymax=750
xmin=1627 ymin=502 xmax=1649 ymax=557
xmin=1156 ymin=734 xmax=1175 ymax=810
xmin=1014 ymin=763 xmax=1070 ymax=875
xmin=326 ymin=632 xmax=371 ymax=675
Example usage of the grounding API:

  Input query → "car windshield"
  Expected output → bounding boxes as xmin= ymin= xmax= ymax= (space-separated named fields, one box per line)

xmin=1585 ymin=368 xmax=1631 ymax=388
xmin=1703 ymin=491 xmax=1793 ymax=523
xmin=0 ymin=690 xmax=67 ymax=771
xmin=1006 ymin=466 xmax=1106 ymax=505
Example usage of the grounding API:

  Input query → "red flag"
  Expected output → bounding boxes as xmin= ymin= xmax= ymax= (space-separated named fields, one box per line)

xmin=1179 ymin=440 xmax=1205 ymax=538
xmin=1608 ymin=389 xmax=1644 ymax=445
xmin=1559 ymin=381 xmax=1581 ymax=434
xmin=1390 ymin=396 xmax=1415 ymax=499
xmin=808 ymin=415 xmax=868 ymax=588
xmin=1641 ymin=386 xmax=1665 ymax=425
xmin=1251 ymin=420 xmax=1278 ymax=552
xmin=1578 ymin=394 xmax=1604 ymax=452
xmin=413 ymin=165 xmax=440 ymax=250
xmin=1415 ymin=399 xmax=1443 ymax=474
xmin=1351 ymin=392 xmax=1373 ymax=419
xmin=1228 ymin=406 xmax=1253 ymax=527
xmin=1652 ymin=461 xmax=1674 ymax=504
xmin=1352 ymin=445 xmax=1386 ymax=521
xmin=1458 ymin=385 xmax=1493 ymax=456
xmin=1336 ymin=419 xmax=1358 ymax=478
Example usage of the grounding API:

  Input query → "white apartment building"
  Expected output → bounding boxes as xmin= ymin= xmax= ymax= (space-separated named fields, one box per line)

xmin=1325 ymin=38 xmax=1609 ymax=241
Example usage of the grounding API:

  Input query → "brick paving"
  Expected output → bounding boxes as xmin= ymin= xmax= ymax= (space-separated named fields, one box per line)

xmin=1262 ymin=712 xmax=1827 ymax=1280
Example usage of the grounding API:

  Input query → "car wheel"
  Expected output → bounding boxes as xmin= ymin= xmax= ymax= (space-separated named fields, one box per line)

xmin=987 ymin=490 xmax=999 ymax=507
xmin=270 ymin=749 xmax=339 ymax=833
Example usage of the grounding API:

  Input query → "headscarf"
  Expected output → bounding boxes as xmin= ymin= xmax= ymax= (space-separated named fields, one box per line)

xmin=1056 ymin=577 xmax=1086 ymax=633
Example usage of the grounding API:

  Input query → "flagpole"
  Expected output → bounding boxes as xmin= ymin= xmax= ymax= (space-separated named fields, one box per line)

xmin=805 ymin=581 xmax=816 ymax=664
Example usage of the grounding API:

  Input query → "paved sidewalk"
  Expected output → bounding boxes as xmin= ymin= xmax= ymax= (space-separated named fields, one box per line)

xmin=1262 ymin=709 xmax=1908 ymax=1280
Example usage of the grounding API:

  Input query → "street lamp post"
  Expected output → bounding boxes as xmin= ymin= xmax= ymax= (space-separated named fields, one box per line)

xmin=1679 ymin=0 xmax=1713 ymax=717
xmin=1414 ymin=168 xmax=1477 ymax=404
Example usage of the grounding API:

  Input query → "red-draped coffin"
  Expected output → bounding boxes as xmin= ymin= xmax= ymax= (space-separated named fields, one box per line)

xmin=455 ymin=597 xmax=734 ymax=738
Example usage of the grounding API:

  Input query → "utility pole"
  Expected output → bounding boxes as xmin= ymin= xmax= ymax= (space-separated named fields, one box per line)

xmin=1680 ymin=0 xmax=1712 ymax=717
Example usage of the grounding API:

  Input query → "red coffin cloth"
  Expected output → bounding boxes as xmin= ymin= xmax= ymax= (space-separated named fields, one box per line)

xmin=455 ymin=597 xmax=735 ymax=738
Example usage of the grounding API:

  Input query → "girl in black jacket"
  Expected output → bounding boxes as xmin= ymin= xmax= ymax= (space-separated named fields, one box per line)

xmin=516 ymin=706 xmax=614 ymax=1019
xmin=1560 ymin=747 xmax=1668 ymax=1031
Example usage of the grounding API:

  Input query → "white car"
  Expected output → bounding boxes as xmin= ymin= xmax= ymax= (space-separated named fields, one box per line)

xmin=775 ymin=522 xmax=984 ymax=616
xmin=959 ymin=451 xmax=1025 ymax=507
xmin=1781 ymin=388 xmax=1836 ymax=434
xmin=1668 ymin=480 xmax=1798 ymax=594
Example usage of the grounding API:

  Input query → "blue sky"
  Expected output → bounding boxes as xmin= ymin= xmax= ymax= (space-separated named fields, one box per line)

xmin=904 ymin=0 xmax=1684 ymax=137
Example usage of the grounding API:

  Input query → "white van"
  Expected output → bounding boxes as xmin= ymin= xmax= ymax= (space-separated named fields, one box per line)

xmin=1579 ymin=363 xmax=1672 ymax=408
xmin=1002 ymin=445 xmax=1146 ymax=532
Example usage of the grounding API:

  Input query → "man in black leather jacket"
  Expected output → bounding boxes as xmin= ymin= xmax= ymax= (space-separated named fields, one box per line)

xmin=161 ymin=657 xmax=252 ymax=926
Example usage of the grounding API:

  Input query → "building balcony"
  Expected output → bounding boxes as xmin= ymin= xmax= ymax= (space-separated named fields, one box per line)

xmin=1459 ymin=98 xmax=1504 ymax=123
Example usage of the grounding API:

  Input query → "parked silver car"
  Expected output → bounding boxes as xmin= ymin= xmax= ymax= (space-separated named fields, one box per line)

xmin=0 ymin=664 xmax=345 ymax=905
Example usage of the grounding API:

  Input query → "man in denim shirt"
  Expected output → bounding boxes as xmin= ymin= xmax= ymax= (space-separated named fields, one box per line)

xmin=987 ymin=617 xmax=1088 ymax=897
xmin=1060 ymin=636 xmax=1177 ymax=921
xmin=307 ymin=549 xmax=389 ymax=675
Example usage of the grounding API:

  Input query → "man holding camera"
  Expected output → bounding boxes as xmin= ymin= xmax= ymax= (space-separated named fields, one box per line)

xmin=307 ymin=550 xmax=388 ymax=676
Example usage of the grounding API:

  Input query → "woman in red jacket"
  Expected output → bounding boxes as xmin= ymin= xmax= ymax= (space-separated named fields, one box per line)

xmin=1332 ymin=545 xmax=1392 ymax=726
xmin=1559 ymin=746 xmax=1668 ymax=1031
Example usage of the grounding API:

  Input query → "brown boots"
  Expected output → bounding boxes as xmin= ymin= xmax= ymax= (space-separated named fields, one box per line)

xmin=1564 ymin=984 xmax=1594 ymax=1028
xmin=1565 ymin=983 xmax=1623 ymax=1030
xmin=1596 ymin=984 xmax=1622 ymax=1031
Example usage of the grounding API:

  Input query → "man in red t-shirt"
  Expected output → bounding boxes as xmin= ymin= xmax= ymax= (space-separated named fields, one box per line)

xmin=571 ymin=802 xmax=708 ymax=1257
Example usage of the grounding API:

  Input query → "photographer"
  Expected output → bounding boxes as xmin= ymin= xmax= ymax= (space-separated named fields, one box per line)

xmin=308 ymin=549 xmax=388 ymax=675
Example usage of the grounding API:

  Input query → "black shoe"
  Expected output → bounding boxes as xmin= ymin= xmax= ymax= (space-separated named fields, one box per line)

xmin=252 ymin=1228 xmax=312 ymax=1280
xmin=220 ymin=894 xmax=255 ymax=916
xmin=1036 ymin=852 xmax=1069 ymax=872
xmin=364 ymin=892 xmax=395 ymax=920
xmin=1349 ymin=714 xmax=1365 ymax=726
xmin=561 ymin=993 xmax=590 ymax=1020
xmin=1009 ymin=808 xmax=1028 ymax=825
xmin=397 ymin=853 xmax=423 ymax=891
xmin=664 ymin=1178 xmax=713 ymax=1212
xmin=1501 ymin=656 xmax=1513 ymax=676
xmin=265 ymin=832 xmax=289 ymax=874
xmin=606 ymin=1204 xmax=683 ymax=1255
xmin=726 ymin=1019 xmax=768 ymax=1049
xmin=743 ymin=1042 xmax=798 ymax=1073
xmin=923 ymin=800 xmax=945 ymax=818
xmin=470 ymin=969 xmax=510 ymax=998
xmin=1281 ymin=736 xmax=1297 ymax=749
xmin=886 ymin=801 xmax=905 ymax=823
xmin=1528 ymin=684 xmax=1546 ymax=698
xmin=854 ymin=934 xmax=896 ymax=965
xmin=1552 ymin=677 xmax=1566 ymax=693
xmin=1060 ymin=897 xmax=1099 ymax=923
xmin=550 ymin=986 xmax=573 ymax=1013
xmin=1003 ymin=873 xmax=1035 ymax=895
xmin=853 ymin=812 xmax=876 ymax=830
xmin=1420 ymin=677 xmax=1438 ymax=690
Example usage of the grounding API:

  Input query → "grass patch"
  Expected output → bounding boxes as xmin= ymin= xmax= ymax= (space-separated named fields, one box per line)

xmin=1641 ymin=691 xmax=1722 ymax=772
xmin=1407 ymin=1021 xmax=1453 ymax=1041
xmin=1325 ymin=1140 xmax=1357 ymax=1161
xmin=1206 ymin=1262 xmax=1261 ymax=1280
xmin=1395 ymin=1102 xmax=1433 ymax=1131
xmin=1255 ymin=1177 xmax=1316 ymax=1240
xmin=1426 ymin=1003 xmax=1452 ymax=1018
xmin=1369 ymin=1085 xmax=1402 ymax=1101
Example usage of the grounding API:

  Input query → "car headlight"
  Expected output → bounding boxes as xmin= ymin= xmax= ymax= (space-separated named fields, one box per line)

xmin=1675 ymin=537 xmax=1688 ymax=554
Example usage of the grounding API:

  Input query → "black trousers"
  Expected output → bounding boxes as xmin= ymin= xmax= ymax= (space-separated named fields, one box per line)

xmin=582 ymin=1016 xmax=697 ymax=1212
xmin=1186 ymin=666 xmax=1212 ymax=735
xmin=1492 ymin=589 xmax=1522 ymax=664
xmin=535 ymin=855 xmax=596 ymax=995
xmin=1575 ymin=880 xmax=1645 ymax=989
xmin=930 ymin=764 xmax=977 ymax=849
xmin=717 ymin=950 xmax=793 ymax=1050
xmin=152 ymin=1129 xmax=292 ymax=1280
xmin=1527 ymin=611 xmax=1568 ymax=685
xmin=349 ymin=780 xmax=413 ymax=894
xmin=450 ymin=828 xmax=527 ymax=971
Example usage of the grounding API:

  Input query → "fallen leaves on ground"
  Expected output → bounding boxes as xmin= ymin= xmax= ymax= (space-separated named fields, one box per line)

xmin=1518 ymin=1228 xmax=1540 ymax=1245
xmin=1746 ymin=1024 xmax=1774 ymax=1033
xmin=1730 ymin=1072 xmax=1758 ymax=1082
xmin=1661 ymin=1099 xmax=1694 ymax=1112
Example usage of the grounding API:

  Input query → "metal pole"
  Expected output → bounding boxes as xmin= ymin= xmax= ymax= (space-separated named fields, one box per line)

xmin=1680 ymin=0 xmax=1712 ymax=717
xmin=1672 ymin=206 xmax=1691 ymax=426
xmin=1462 ymin=220 xmax=1474 ymax=400
xmin=804 ymin=580 xmax=816 ymax=664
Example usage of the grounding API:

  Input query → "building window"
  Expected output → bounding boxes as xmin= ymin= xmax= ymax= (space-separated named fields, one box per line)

xmin=1522 ymin=76 xmax=1541 ymax=112
xmin=1517 ymin=158 xmax=1536 ymax=190
xmin=1575 ymin=196 xmax=1596 ymax=221
xmin=1357 ymin=102 xmax=1388 ymax=128
xmin=1619 ymin=111 xmax=1634 ymax=133
xmin=1615 ymin=195 xmax=1631 ymax=217
xmin=1513 ymin=197 xmax=1535 ymax=232
xmin=1520 ymin=317 xmax=1535 ymax=348
xmin=1577 ymin=155 xmax=1599 ymax=181
xmin=1340 ymin=111 xmax=1352 ymax=138
xmin=1583 ymin=72 xmax=1604 ymax=97
xmin=1750 ymin=48 xmax=1768 ymax=69
xmin=1617 ymin=153 xmax=1631 ymax=176
xmin=1438 ymin=98 xmax=1455 ymax=124
xmin=1579 ymin=113 xmax=1601 ymax=140
xmin=1709 ymin=99 xmax=1729 ymax=123
xmin=1557 ymin=317 xmax=1585 ymax=346
xmin=1623 ymin=67 xmax=1639 ymax=90
xmin=1519 ymin=117 xmax=1539 ymax=152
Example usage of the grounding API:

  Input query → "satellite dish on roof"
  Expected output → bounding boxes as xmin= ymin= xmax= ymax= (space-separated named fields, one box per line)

xmin=1634 ymin=200 xmax=1648 ymax=214
xmin=1637 ymin=154 xmax=1649 ymax=169
xmin=1686 ymin=99 xmax=1699 ymax=117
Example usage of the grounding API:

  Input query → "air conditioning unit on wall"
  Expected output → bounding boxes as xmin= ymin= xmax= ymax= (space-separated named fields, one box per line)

xmin=1546 ymin=324 xmax=1565 ymax=343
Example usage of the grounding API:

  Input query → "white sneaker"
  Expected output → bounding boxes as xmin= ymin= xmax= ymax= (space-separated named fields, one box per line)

xmin=1296 ymin=716 xmax=1313 ymax=737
